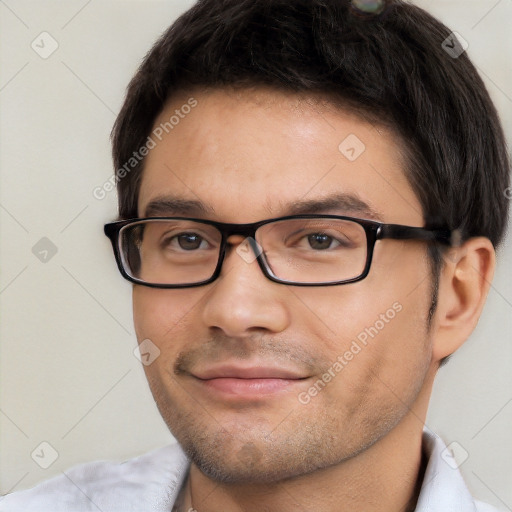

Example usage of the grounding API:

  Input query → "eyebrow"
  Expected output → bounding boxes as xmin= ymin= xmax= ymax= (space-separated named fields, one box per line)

xmin=143 ymin=196 xmax=215 ymax=217
xmin=284 ymin=193 xmax=383 ymax=221
xmin=143 ymin=193 xmax=382 ymax=221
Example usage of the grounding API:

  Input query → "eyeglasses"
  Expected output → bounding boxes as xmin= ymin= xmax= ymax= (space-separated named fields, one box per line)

xmin=104 ymin=215 xmax=452 ymax=288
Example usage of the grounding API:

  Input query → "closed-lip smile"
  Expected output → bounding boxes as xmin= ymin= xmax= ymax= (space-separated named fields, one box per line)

xmin=190 ymin=363 xmax=309 ymax=397
xmin=193 ymin=364 xmax=308 ymax=380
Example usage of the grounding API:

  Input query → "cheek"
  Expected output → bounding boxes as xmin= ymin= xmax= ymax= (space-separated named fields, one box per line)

xmin=133 ymin=286 xmax=207 ymax=341
xmin=132 ymin=287 xmax=212 ymax=381
xmin=287 ymin=285 xmax=407 ymax=357
xmin=132 ymin=287 xmax=208 ymax=405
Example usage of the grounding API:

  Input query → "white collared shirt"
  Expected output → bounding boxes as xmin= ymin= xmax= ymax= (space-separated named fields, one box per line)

xmin=0 ymin=430 xmax=502 ymax=511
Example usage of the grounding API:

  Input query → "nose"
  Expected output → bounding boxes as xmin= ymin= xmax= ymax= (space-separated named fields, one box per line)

xmin=200 ymin=237 xmax=290 ymax=338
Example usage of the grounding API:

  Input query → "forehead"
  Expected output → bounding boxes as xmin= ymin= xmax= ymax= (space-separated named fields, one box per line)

xmin=138 ymin=88 xmax=423 ymax=225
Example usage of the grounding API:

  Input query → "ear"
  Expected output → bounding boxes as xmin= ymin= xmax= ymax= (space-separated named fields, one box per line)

xmin=431 ymin=237 xmax=495 ymax=363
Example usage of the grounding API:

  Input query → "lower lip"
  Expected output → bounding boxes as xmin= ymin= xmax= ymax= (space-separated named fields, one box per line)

xmin=198 ymin=377 xmax=302 ymax=396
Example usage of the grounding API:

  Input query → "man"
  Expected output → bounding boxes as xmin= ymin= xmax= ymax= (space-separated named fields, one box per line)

xmin=1 ymin=0 xmax=509 ymax=510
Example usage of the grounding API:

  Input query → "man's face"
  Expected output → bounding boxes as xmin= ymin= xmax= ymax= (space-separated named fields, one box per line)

xmin=133 ymin=88 xmax=435 ymax=483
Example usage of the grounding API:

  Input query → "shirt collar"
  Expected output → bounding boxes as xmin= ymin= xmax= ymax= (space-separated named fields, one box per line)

xmin=414 ymin=428 xmax=478 ymax=511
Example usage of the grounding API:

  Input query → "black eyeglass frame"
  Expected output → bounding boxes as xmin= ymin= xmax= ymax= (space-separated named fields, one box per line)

xmin=104 ymin=214 xmax=452 ymax=289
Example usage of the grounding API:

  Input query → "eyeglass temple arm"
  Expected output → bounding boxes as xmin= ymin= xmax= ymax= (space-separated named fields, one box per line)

xmin=378 ymin=224 xmax=453 ymax=245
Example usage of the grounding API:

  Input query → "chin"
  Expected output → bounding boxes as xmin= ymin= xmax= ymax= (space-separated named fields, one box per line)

xmin=175 ymin=426 xmax=355 ymax=485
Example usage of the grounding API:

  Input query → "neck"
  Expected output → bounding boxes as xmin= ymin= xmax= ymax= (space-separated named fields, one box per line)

xmin=179 ymin=377 xmax=434 ymax=512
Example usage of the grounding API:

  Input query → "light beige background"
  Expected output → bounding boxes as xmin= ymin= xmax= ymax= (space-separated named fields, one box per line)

xmin=1 ymin=0 xmax=511 ymax=509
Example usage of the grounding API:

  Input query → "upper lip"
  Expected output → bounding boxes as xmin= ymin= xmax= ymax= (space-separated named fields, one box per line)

xmin=192 ymin=364 xmax=308 ymax=380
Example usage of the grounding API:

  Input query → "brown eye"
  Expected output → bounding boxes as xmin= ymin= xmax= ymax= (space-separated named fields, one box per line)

xmin=307 ymin=233 xmax=334 ymax=250
xmin=173 ymin=233 xmax=205 ymax=250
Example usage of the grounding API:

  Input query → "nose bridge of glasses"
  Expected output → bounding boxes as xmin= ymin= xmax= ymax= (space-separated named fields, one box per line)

xmin=219 ymin=221 xmax=260 ymax=254
xmin=217 ymin=223 xmax=267 ymax=276
xmin=220 ymin=220 xmax=259 ymax=238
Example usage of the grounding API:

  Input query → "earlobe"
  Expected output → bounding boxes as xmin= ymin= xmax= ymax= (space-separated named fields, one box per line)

xmin=431 ymin=237 xmax=495 ymax=362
